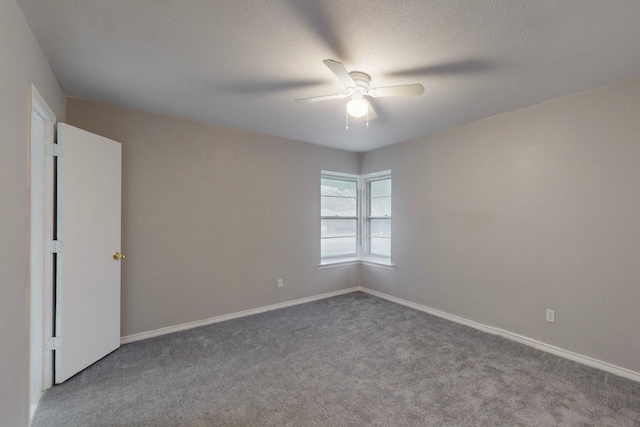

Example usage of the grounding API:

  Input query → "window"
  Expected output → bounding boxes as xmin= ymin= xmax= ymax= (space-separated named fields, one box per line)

xmin=320 ymin=175 xmax=358 ymax=259
xmin=320 ymin=170 xmax=392 ymax=266
xmin=365 ymin=174 xmax=391 ymax=258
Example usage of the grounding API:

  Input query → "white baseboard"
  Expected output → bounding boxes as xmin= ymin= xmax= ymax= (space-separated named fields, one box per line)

xmin=360 ymin=287 xmax=640 ymax=383
xmin=120 ymin=287 xmax=361 ymax=344
xmin=121 ymin=285 xmax=640 ymax=383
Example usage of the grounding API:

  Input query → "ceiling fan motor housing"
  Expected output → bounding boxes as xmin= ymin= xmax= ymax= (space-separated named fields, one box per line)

xmin=349 ymin=71 xmax=371 ymax=94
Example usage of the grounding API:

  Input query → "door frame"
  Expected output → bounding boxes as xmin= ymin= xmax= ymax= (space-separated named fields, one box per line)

xmin=29 ymin=84 xmax=56 ymax=419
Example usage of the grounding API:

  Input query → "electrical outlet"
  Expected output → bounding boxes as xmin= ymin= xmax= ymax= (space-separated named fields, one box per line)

xmin=277 ymin=279 xmax=283 ymax=288
xmin=546 ymin=309 xmax=555 ymax=323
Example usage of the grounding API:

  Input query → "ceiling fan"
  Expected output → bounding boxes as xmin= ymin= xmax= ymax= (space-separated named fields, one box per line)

xmin=295 ymin=59 xmax=425 ymax=122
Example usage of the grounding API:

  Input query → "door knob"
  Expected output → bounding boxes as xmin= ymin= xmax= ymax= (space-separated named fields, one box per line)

xmin=113 ymin=252 xmax=125 ymax=260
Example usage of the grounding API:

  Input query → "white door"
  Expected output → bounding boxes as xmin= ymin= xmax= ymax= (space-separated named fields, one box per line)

xmin=55 ymin=123 xmax=122 ymax=383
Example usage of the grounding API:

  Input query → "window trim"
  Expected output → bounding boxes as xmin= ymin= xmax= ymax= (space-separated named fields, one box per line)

xmin=363 ymin=170 xmax=391 ymax=260
xmin=320 ymin=172 xmax=359 ymax=260
xmin=319 ymin=170 xmax=393 ymax=268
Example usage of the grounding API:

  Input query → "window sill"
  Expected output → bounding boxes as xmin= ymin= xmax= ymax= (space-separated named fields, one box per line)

xmin=318 ymin=257 xmax=395 ymax=270
xmin=317 ymin=258 xmax=360 ymax=269
xmin=361 ymin=257 xmax=395 ymax=269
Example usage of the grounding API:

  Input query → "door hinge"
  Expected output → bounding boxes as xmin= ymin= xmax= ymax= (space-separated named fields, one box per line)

xmin=46 ymin=240 xmax=62 ymax=253
xmin=46 ymin=143 xmax=63 ymax=157
xmin=45 ymin=337 xmax=61 ymax=351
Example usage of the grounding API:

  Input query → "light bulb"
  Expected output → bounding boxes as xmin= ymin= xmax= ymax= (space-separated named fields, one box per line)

xmin=346 ymin=98 xmax=368 ymax=117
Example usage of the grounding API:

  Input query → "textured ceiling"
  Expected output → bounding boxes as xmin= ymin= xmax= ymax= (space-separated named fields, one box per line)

xmin=16 ymin=0 xmax=640 ymax=152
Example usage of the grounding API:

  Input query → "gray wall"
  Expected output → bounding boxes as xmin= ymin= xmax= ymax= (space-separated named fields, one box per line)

xmin=66 ymin=98 xmax=360 ymax=337
xmin=0 ymin=0 xmax=66 ymax=424
xmin=361 ymin=77 xmax=640 ymax=373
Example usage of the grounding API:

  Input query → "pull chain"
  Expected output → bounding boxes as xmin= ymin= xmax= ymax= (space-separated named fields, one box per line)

xmin=346 ymin=110 xmax=349 ymax=130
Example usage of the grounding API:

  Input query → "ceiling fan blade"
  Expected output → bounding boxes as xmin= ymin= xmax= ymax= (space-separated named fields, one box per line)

xmin=323 ymin=59 xmax=355 ymax=87
xmin=295 ymin=93 xmax=348 ymax=104
xmin=387 ymin=59 xmax=490 ymax=77
xmin=370 ymin=83 xmax=424 ymax=97
xmin=367 ymin=102 xmax=378 ymax=120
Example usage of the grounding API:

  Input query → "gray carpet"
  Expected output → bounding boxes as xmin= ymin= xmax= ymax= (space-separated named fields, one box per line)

xmin=33 ymin=292 xmax=640 ymax=426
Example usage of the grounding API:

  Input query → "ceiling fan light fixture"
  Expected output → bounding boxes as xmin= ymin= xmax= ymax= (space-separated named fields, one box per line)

xmin=346 ymin=98 xmax=368 ymax=117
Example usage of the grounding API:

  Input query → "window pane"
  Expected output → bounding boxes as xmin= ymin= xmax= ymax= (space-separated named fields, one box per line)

xmin=321 ymin=219 xmax=357 ymax=238
xmin=369 ymin=178 xmax=391 ymax=197
xmin=321 ymin=196 xmax=357 ymax=217
xmin=369 ymin=237 xmax=390 ymax=257
xmin=321 ymin=237 xmax=357 ymax=258
xmin=321 ymin=178 xmax=357 ymax=197
xmin=370 ymin=196 xmax=391 ymax=217
xmin=369 ymin=219 xmax=390 ymax=237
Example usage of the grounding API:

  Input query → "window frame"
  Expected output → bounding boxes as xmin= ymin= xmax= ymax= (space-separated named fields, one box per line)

xmin=320 ymin=172 xmax=359 ymax=260
xmin=320 ymin=170 xmax=393 ymax=268
xmin=363 ymin=171 xmax=391 ymax=261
